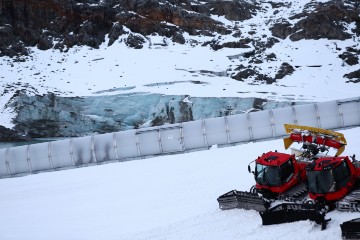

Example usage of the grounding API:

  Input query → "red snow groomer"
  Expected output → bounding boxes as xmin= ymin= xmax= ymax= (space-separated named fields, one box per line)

xmin=306 ymin=155 xmax=360 ymax=210
xmin=251 ymin=151 xmax=307 ymax=200
xmin=284 ymin=124 xmax=358 ymax=211
xmin=259 ymin=124 xmax=348 ymax=229
xmin=285 ymin=124 xmax=360 ymax=212
xmin=261 ymin=133 xmax=360 ymax=231
xmin=217 ymin=150 xmax=308 ymax=212
xmin=217 ymin=124 xmax=344 ymax=212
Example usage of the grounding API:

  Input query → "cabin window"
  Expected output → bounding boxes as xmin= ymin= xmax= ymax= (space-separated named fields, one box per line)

xmin=280 ymin=159 xmax=294 ymax=184
xmin=307 ymin=169 xmax=336 ymax=194
xmin=334 ymin=161 xmax=351 ymax=190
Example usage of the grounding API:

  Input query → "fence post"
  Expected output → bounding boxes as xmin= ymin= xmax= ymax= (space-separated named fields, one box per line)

xmin=224 ymin=116 xmax=231 ymax=144
xmin=269 ymin=110 xmax=276 ymax=137
xmin=91 ymin=135 xmax=97 ymax=163
xmin=179 ymin=123 xmax=185 ymax=152
xmin=27 ymin=145 xmax=33 ymax=173
xmin=70 ymin=139 xmax=75 ymax=166
xmin=291 ymin=106 xmax=298 ymax=125
xmin=202 ymin=119 xmax=209 ymax=148
xmin=158 ymin=129 xmax=164 ymax=154
xmin=113 ymin=133 xmax=120 ymax=160
xmin=247 ymin=113 xmax=254 ymax=140
xmin=314 ymin=103 xmax=321 ymax=128
xmin=5 ymin=148 xmax=11 ymax=175
xmin=48 ymin=142 xmax=54 ymax=169
xmin=336 ymin=100 xmax=344 ymax=127
xmin=135 ymin=130 xmax=142 ymax=157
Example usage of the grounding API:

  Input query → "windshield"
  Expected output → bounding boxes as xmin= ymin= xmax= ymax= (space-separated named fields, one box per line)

xmin=255 ymin=164 xmax=281 ymax=187
xmin=306 ymin=169 xmax=336 ymax=194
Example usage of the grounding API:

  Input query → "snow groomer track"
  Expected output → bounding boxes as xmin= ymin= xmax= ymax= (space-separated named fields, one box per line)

xmin=1 ymin=96 xmax=360 ymax=178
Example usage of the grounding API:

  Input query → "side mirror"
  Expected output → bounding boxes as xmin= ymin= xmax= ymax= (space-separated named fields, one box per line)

xmin=247 ymin=159 xmax=256 ymax=175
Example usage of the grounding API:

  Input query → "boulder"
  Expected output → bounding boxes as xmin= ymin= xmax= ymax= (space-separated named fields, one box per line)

xmin=207 ymin=1 xmax=259 ymax=21
xmin=270 ymin=21 xmax=294 ymax=39
xmin=275 ymin=62 xmax=295 ymax=80
xmin=232 ymin=69 xmax=257 ymax=81
xmin=339 ymin=51 xmax=359 ymax=66
xmin=108 ymin=23 xmax=125 ymax=46
xmin=0 ymin=125 xmax=31 ymax=142
xmin=344 ymin=69 xmax=360 ymax=83
xmin=37 ymin=35 xmax=54 ymax=50
xmin=126 ymin=34 xmax=146 ymax=49
xmin=172 ymin=31 xmax=186 ymax=44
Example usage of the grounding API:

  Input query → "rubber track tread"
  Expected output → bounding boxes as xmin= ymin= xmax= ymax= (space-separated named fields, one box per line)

xmin=278 ymin=182 xmax=308 ymax=202
xmin=336 ymin=189 xmax=360 ymax=212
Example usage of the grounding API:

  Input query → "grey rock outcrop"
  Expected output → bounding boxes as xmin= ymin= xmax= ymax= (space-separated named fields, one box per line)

xmin=344 ymin=69 xmax=360 ymax=83
xmin=339 ymin=51 xmax=359 ymax=66
xmin=0 ymin=0 xmax=259 ymax=56
xmin=0 ymin=125 xmax=31 ymax=142
xmin=275 ymin=62 xmax=295 ymax=80
xmin=270 ymin=1 xmax=360 ymax=41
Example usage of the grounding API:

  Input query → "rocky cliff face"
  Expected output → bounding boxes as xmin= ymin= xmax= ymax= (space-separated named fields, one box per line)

xmin=0 ymin=0 xmax=258 ymax=56
xmin=2 ymin=0 xmax=358 ymax=56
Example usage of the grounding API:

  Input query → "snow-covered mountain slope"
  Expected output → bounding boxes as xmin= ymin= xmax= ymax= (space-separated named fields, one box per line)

xmin=0 ymin=127 xmax=360 ymax=240
xmin=0 ymin=0 xmax=359 ymax=137
xmin=1 ymin=0 xmax=359 ymax=100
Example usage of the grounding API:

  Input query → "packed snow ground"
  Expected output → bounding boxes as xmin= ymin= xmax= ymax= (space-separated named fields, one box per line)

xmin=0 ymin=127 xmax=359 ymax=240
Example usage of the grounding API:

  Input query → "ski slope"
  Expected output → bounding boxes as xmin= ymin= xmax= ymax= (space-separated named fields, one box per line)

xmin=0 ymin=128 xmax=359 ymax=240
